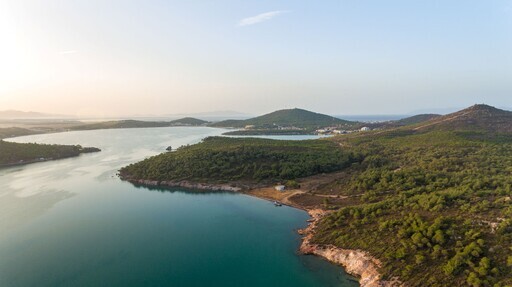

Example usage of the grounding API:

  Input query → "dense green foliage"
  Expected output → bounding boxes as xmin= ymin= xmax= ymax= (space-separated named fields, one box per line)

xmin=210 ymin=108 xmax=355 ymax=129
xmin=120 ymin=104 xmax=512 ymax=286
xmin=314 ymin=130 xmax=512 ymax=286
xmin=0 ymin=140 xmax=100 ymax=166
xmin=71 ymin=117 xmax=209 ymax=130
xmin=120 ymin=136 xmax=361 ymax=183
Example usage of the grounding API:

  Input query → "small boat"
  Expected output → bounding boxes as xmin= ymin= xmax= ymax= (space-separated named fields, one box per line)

xmin=274 ymin=201 xmax=282 ymax=207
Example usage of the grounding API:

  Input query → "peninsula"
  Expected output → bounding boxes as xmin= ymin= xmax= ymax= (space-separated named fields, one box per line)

xmin=0 ymin=127 xmax=101 ymax=167
xmin=0 ymin=140 xmax=100 ymax=167
xmin=119 ymin=104 xmax=512 ymax=287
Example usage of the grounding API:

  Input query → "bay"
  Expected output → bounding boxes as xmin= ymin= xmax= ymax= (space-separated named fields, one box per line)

xmin=0 ymin=127 xmax=357 ymax=287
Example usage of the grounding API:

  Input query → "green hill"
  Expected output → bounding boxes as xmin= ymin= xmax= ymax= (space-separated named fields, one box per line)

xmin=119 ymin=104 xmax=512 ymax=286
xmin=119 ymin=136 xmax=360 ymax=183
xmin=210 ymin=108 xmax=355 ymax=130
xmin=71 ymin=117 xmax=209 ymax=131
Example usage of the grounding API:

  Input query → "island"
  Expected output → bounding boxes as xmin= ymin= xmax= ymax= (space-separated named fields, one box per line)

xmin=119 ymin=104 xmax=512 ymax=287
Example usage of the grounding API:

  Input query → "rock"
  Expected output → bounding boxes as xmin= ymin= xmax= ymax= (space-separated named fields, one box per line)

xmin=299 ymin=209 xmax=403 ymax=287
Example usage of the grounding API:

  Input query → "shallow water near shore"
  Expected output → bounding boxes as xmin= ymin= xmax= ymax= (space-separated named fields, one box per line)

xmin=0 ymin=127 xmax=357 ymax=287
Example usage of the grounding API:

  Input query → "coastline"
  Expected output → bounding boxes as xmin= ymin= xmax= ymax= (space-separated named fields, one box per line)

xmin=299 ymin=209 xmax=402 ymax=287
xmin=119 ymin=177 xmax=402 ymax=287
xmin=126 ymin=178 xmax=244 ymax=192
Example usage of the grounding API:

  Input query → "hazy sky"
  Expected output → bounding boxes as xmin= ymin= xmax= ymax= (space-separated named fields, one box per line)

xmin=1 ymin=1 xmax=511 ymax=117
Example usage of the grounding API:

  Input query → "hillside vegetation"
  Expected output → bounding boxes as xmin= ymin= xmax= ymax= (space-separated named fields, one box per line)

xmin=308 ymin=105 xmax=512 ymax=286
xmin=120 ymin=136 xmax=361 ymax=183
xmin=210 ymin=108 xmax=355 ymax=130
xmin=314 ymin=129 xmax=512 ymax=287
xmin=0 ymin=140 xmax=100 ymax=166
xmin=395 ymin=114 xmax=441 ymax=126
xmin=413 ymin=104 xmax=512 ymax=133
xmin=120 ymin=104 xmax=512 ymax=287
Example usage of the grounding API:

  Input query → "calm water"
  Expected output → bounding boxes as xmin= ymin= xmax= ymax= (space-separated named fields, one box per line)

xmin=225 ymin=134 xmax=332 ymax=140
xmin=0 ymin=127 xmax=357 ymax=287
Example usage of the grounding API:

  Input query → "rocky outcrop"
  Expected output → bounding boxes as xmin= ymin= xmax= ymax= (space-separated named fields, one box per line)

xmin=299 ymin=209 xmax=403 ymax=287
xmin=128 ymin=178 xmax=242 ymax=192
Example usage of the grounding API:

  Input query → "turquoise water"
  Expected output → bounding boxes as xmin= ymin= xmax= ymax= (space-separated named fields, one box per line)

xmin=0 ymin=127 xmax=357 ymax=287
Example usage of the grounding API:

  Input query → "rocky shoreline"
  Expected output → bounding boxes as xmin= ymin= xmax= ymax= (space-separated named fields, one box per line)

xmin=298 ymin=209 xmax=402 ymax=287
xmin=120 ymin=177 xmax=402 ymax=287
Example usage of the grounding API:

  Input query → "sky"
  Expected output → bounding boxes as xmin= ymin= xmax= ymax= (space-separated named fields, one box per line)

xmin=0 ymin=0 xmax=511 ymax=117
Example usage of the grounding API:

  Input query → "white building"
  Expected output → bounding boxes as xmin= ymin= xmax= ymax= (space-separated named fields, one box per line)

xmin=274 ymin=185 xmax=286 ymax=191
xmin=360 ymin=127 xmax=371 ymax=132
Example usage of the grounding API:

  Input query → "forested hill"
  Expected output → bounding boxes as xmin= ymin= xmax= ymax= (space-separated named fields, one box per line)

xmin=120 ymin=104 xmax=512 ymax=286
xmin=71 ymin=117 xmax=209 ymax=130
xmin=119 ymin=136 xmax=361 ymax=183
xmin=312 ymin=105 xmax=512 ymax=286
xmin=210 ymin=108 xmax=355 ymax=129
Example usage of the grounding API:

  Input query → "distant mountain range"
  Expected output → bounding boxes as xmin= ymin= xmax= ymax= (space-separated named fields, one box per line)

xmin=0 ymin=110 xmax=69 ymax=119
xmin=4 ymin=105 xmax=512 ymax=136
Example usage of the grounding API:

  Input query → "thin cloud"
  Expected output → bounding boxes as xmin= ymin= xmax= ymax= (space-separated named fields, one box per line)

xmin=59 ymin=50 xmax=78 ymax=55
xmin=238 ymin=10 xmax=288 ymax=27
